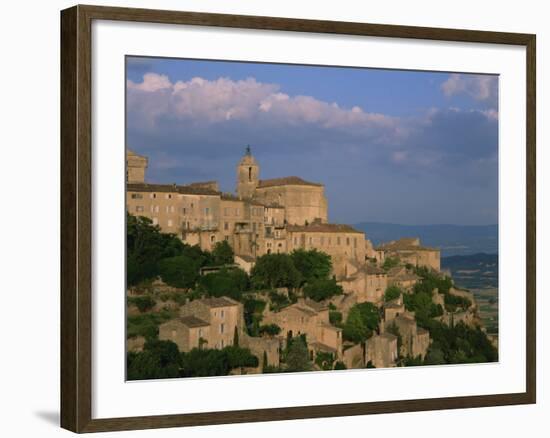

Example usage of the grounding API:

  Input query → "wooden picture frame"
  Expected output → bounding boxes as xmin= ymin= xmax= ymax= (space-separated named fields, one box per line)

xmin=60 ymin=4 xmax=536 ymax=433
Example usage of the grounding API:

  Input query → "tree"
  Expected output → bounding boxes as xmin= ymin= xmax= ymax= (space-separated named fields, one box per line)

xmin=342 ymin=307 xmax=369 ymax=344
xmin=158 ymin=255 xmax=200 ymax=289
xmin=233 ymin=326 xmax=239 ymax=347
xmin=355 ymin=302 xmax=381 ymax=331
xmin=383 ymin=256 xmax=400 ymax=271
xmin=211 ymin=241 xmax=234 ymax=265
xmin=384 ymin=286 xmax=401 ymax=302
xmin=334 ymin=361 xmax=347 ymax=370
xmin=285 ymin=337 xmax=311 ymax=372
xmin=290 ymin=249 xmax=332 ymax=285
xmin=315 ymin=352 xmax=334 ymax=370
xmin=259 ymin=324 xmax=282 ymax=337
xmin=303 ymin=278 xmax=343 ymax=302
xmin=198 ymin=268 xmax=249 ymax=301
xmin=127 ymin=339 xmax=182 ymax=380
xmin=251 ymin=253 xmax=302 ymax=289
xmin=127 ymin=295 xmax=156 ymax=313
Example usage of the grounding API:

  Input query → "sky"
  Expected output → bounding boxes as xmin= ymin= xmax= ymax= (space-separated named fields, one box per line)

xmin=126 ymin=56 xmax=499 ymax=226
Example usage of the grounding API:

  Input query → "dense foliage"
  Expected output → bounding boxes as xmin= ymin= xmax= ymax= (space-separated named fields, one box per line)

xmin=250 ymin=254 xmax=302 ymax=289
xmin=290 ymin=249 xmax=332 ymax=285
xmin=303 ymin=278 xmax=343 ymax=302
xmin=384 ymin=286 xmax=401 ymax=302
xmin=198 ymin=268 xmax=249 ymax=301
xmin=342 ymin=302 xmax=380 ymax=344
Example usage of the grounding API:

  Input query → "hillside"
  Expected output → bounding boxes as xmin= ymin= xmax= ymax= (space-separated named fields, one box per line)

xmin=354 ymin=222 xmax=498 ymax=257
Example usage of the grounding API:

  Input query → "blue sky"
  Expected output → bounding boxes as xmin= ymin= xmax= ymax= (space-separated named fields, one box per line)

xmin=126 ymin=56 xmax=498 ymax=226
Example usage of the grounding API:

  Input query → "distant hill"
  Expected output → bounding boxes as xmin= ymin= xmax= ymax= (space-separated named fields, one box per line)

xmin=354 ymin=222 xmax=498 ymax=257
xmin=441 ymin=253 xmax=499 ymax=290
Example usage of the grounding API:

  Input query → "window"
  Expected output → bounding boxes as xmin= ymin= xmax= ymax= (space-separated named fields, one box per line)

xmin=149 ymin=193 xmax=156 ymax=199
xmin=220 ymin=310 xmax=225 ymax=319
xmin=135 ymin=206 xmax=144 ymax=213
xmin=182 ymin=207 xmax=187 ymax=214
xmin=248 ymin=167 xmax=252 ymax=181
xmin=211 ymin=235 xmax=215 ymax=243
xmin=224 ymin=236 xmax=229 ymax=241
xmin=220 ymin=323 xmax=225 ymax=334
xmin=166 ymin=194 xmax=172 ymax=199
xmin=167 ymin=219 xmax=173 ymax=227
xmin=224 ymin=222 xmax=229 ymax=230
xmin=346 ymin=237 xmax=350 ymax=246
xmin=221 ymin=339 xmax=225 ymax=348
xmin=131 ymin=193 xmax=143 ymax=199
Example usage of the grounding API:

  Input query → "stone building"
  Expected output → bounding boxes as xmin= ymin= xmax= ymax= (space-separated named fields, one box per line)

xmin=126 ymin=147 xmax=372 ymax=279
xmin=385 ymin=313 xmax=430 ymax=360
xmin=387 ymin=266 xmax=420 ymax=291
xmin=376 ymin=237 xmax=440 ymax=271
xmin=262 ymin=298 xmax=343 ymax=360
xmin=159 ymin=297 xmax=244 ymax=352
xmin=366 ymin=333 xmax=398 ymax=368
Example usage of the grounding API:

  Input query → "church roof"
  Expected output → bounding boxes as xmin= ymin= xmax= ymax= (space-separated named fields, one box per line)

xmin=286 ymin=223 xmax=363 ymax=234
xmin=257 ymin=176 xmax=323 ymax=188
xmin=127 ymin=182 xmax=219 ymax=196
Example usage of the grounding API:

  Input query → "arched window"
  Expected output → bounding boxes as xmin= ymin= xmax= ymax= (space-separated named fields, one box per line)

xmin=248 ymin=167 xmax=252 ymax=181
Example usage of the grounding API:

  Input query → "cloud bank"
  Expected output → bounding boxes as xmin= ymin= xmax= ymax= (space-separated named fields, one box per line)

xmin=126 ymin=72 xmax=498 ymax=225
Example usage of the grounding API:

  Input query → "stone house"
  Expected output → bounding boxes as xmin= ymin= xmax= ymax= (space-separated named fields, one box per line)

xmin=263 ymin=298 xmax=343 ymax=360
xmin=159 ymin=296 xmax=244 ymax=352
xmin=387 ymin=266 xmax=420 ymax=291
xmin=385 ymin=313 xmax=430 ymax=360
xmin=376 ymin=237 xmax=440 ymax=271
xmin=366 ymin=333 xmax=398 ymax=368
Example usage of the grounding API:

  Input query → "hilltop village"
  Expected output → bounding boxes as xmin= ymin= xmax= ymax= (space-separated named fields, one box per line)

xmin=126 ymin=148 xmax=497 ymax=379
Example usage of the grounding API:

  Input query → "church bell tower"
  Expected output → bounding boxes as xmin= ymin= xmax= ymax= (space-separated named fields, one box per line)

xmin=236 ymin=145 xmax=259 ymax=199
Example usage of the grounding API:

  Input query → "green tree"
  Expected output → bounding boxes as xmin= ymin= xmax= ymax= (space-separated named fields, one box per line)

xmin=251 ymin=253 xmax=302 ymax=289
xmin=382 ymin=256 xmax=400 ymax=271
xmin=198 ymin=268 xmax=249 ymax=301
xmin=315 ymin=352 xmax=335 ymax=370
xmin=290 ymin=249 xmax=332 ymax=285
xmin=384 ymin=286 xmax=401 ymax=302
xmin=211 ymin=241 xmax=234 ymax=265
xmin=342 ymin=307 xmax=369 ymax=344
xmin=285 ymin=337 xmax=311 ymax=372
xmin=259 ymin=324 xmax=282 ymax=337
xmin=158 ymin=255 xmax=200 ymax=289
xmin=303 ymin=278 xmax=343 ymax=302
xmin=127 ymin=339 xmax=182 ymax=380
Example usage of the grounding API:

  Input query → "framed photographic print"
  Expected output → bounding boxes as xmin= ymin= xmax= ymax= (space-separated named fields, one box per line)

xmin=60 ymin=4 xmax=536 ymax=433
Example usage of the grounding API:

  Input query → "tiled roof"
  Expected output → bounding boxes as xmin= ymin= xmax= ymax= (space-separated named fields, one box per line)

xmin=127 ymin=182 xmax=219 ymax=196
xmin=286 ymin=223 xmax=363 ymax=234
xmin=302 ymin=299 xmax=328 ymax=312
xmin=257 ymin=176 xmax=323 ymax=188
xmin=364 ymin=264 xmax=385 ymax=275
xmin=200 ymin=297 xmax=239 ymax=308
xmin=180 ymin=315 xmax=210 ymax=328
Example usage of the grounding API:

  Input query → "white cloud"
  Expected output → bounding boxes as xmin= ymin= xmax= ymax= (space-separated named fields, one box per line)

xmin=127 ymin=73 xmax=172 ymax=92
xmin=127 ymin=73 xmax=398 ymax=132
xmin=441 ymin=73 xmax=498 ymax=104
